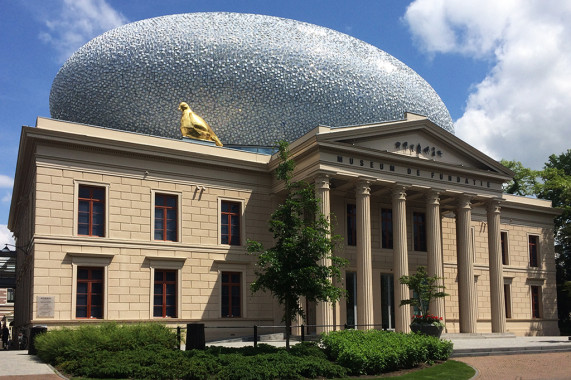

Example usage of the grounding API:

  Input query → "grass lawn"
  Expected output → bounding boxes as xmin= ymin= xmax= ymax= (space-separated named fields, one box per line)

xmin=383 ymin=360 xmax=475 ymax=379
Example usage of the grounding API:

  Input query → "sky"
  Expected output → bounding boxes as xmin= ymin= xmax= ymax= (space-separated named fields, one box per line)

xmin=1 ymin=0 xmax=570 ymax=246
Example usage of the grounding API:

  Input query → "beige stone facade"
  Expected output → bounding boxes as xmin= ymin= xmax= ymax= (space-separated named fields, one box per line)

xmin=8 ymin=114 xmax=560 ymax=338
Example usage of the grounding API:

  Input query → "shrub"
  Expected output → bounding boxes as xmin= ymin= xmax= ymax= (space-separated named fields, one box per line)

xmin=321 ymin=329 xmax=453 ymax=376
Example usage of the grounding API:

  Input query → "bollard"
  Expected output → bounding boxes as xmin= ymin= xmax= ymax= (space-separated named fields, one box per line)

xmin=186 ymin=323 xmax=205 ymax=350
xmin=28 ymin=326 xmax=47 ymax=355
xmin=253 ymin=325 xmax=258 ymax=348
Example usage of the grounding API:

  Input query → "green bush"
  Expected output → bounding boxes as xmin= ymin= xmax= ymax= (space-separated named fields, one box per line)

xmin=321 ymin=329 xmax=453 ymax=375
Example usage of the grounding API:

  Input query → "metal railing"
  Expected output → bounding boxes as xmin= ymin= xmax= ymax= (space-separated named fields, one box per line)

xmin=174 ymin=323 xmax=387 ymax=349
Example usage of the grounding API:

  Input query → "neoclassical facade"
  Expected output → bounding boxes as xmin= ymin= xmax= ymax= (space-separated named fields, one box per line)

xmin=8 ymin=114 xmax=559 ymax=337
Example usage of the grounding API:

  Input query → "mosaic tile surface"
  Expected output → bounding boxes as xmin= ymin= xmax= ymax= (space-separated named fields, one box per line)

xmin=50 ymin=13 xmax=453 ymax=146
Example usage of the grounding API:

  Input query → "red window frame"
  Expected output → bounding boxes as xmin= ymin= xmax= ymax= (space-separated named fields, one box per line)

xmin=154 ymin=194 xmax=178 ymax=241
xmin=413 ymin=212 xmax=427 ymax=252
xmin=78 ymin=185 xmax=105 ymax=237
xmin=347 ymin=204 xmax=356 ymax=246
xmin=531 ymin=285 xmax=541 ymax=318
xmin=501 ymin=231 xmax=508 ymax=265
xmin=381 ymin=208 xmax=393 ymax=249
xmin=221 ymin=272 xmax=241 ymax=317
xmin=221 ymin=201 xmax=241 ymax=245
xmin=154 ymin=269 xmax=177 ymax=318
xmin=76 ymin=267 xmax=104 ymax=319
xmin=529 ymin=235 xmax=539 ymax=267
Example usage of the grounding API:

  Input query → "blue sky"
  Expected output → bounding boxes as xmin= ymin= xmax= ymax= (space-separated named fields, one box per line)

xmin=1 ymin=0 xmax=570 ymax=245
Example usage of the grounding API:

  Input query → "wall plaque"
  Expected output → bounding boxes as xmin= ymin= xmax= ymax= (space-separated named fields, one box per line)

xmin=37 ymin=296 xmax=55 ymax=318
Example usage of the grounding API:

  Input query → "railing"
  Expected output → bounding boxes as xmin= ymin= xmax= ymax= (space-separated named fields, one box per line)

xmin=174 ymin=323 xmax=387 ymax=349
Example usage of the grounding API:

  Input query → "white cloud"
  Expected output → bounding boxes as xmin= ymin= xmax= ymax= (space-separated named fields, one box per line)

xmin=38 ymin=0 xmax=128 ymax=62
xmin=0 ymin=175 xmax=13 ymax=188
xmin=404 ymin=0 xmax=571 ymax=169
xmin=0 ymin=225 xmax=14 ymax=247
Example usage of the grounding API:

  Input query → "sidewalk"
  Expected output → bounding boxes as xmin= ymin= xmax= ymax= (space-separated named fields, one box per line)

xmin=0 ymin=350 xmax=61 ymax=379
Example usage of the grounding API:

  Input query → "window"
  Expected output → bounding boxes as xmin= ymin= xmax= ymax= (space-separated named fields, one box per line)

xmin=504 ymin=284 xmax=511 ymax=319
xmin=154 ymin=194 xmax=177 ymax=241
xmin=501 ymin=231 xmax=508 ymax=265
xmin=531 ymin=285 xmax=542 ymax=318
xmin=381 ymin=208 xmax=393 ymax=249
xmin=154 ymin=270 xmax=177 ymax=318
xmin=76 ymin=267 xmax=104 ymax=318
xmin=413 ymin=212 xmax=427 ymax=251
xmin=78 ymin=185 xmax=105 ymax=237
xmin=346 ymin=271 xmax=357 ymax=328
xmin=221 ymin=272 xmax=241 ymax=317
xmin=529 ymin=235 xmax=539 ymax=267
xmin=7 ymin=288 xmax=14 ymax=303
xmin=221 ymin=201 xmax=241 ymax=245
xmin=347 ymin=204 xmax=356 ymax=246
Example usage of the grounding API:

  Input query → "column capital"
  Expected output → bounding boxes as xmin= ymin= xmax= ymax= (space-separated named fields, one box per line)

xmin=392 ymin=185 xmax=407 ymax=201
xmin=486 ymin=198 xmax=502 ymax=214
xmin=314 ymin=174 xmax=330 ymax=190
xmin=426 ymin=190 xmax=441 ymax=205
xmin=457 ymin=194 xmax=474 ymax=209
xmin=355 ymin=179 xmax=371 ymax=195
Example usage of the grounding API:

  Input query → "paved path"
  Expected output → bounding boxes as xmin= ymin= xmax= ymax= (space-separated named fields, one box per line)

xmin=457 ymin=351 xmax=571 ymax=380
xmin=0 ymin=350 xmax=61 ymax=379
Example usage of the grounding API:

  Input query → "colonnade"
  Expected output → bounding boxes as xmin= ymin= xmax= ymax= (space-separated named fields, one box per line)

xmin=314 ymin=175 xmax=506 ymax=334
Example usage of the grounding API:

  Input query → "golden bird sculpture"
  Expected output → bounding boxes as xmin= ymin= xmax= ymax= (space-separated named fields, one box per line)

xmin=178 ymin=102 xmax=223 ymax=146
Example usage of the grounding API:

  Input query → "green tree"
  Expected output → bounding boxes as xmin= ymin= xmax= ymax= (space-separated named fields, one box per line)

xmin=247 ymin=141 xmax=346 ymax=349
xmin=500 ymin=159 xmax=541 ymax=195
xmin=399 ymin=266 xmax=448 ymax=320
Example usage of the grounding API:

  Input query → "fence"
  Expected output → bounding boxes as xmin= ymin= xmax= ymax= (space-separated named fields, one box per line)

xmin=174 ymin=323 xmax=387 ymax=349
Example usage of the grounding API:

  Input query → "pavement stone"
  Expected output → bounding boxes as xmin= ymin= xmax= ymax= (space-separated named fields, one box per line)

xmin=456 ymin=351 xmax=571 ymax=380
xmin=0 ymin=350 xmax=60 ymax=379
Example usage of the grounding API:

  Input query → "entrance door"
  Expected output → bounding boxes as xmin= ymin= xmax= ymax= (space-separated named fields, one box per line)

xmin=381 ymin=273 xmax=395 ymax=330
xmin=305 ymin=299 xmax=316 ymax=335
xmin=346 ymin=271 xmax=357 ymax=328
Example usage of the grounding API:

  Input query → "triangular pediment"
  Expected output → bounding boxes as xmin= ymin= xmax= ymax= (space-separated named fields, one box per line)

xmin=315 ymin=117 xmax=512 ymax=176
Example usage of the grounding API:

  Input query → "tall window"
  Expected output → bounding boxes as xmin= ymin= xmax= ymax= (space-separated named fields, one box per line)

xmin=7 ymin=288 xmax=14 ymax=303
xmin=154 ymin=194 xmax=177 ymax=241
xmin=501 ymin=231 xmax=508 ymax=265
xmin=504 ymin=284 xmax=511 ymax=319
xmin=154 ymin=270 xmax=176 ymax=318
xmin=381 ymin=208 xmax=393 ymax=249
xmin=76 ymin=267 xmax=103 ymax=318
xmin=78 ymin=185 xmax=105 ymax=237
xmin=347 ymin=204 xmax=356 ymax=246
xmin=413 ymin=212 xmax=427 ymax=252
xmin=221 ymin=201 xmax=241 ymax=245
xmin=531 ymin=285 xmax=542 ymax=318
xmin=221 ymin=272 xmax=241 ymax=317
xmin=529 ymin=235 xmax=539 ymax=267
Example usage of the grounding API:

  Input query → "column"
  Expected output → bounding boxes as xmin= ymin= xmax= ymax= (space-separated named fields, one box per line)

xmin=392 ymin=185 xmax=410 ymax=333
xmin=487 ymin=199 xmax=506 ymax=333
xmin=456 ymin=195 xmax=477 ymax=333
xmin=315 ymin=175 xmax=333 ymax=333
xmin=426 ymin=190 xmax=445 ymax=320
xmin=356 ymin=180 xmax=374 ymax=329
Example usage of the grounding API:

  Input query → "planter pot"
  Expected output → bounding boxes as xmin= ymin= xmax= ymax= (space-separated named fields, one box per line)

xmin=410 ymin=324 xmax=444 ymax=338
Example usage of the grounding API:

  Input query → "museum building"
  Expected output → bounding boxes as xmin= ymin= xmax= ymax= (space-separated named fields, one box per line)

xmin=8 ymin=13 xmax=560 ymax=337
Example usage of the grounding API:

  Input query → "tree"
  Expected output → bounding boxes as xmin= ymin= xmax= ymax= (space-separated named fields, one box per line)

xmin=502 ymin=150 xmax=571 ymax=331
xmin=247 ymin=141 xmax=346 ymax=349
xmin=500 ymin=159 xmax=541 ymax=196
xmin=399 ymin=266 xmax=448 ymax=322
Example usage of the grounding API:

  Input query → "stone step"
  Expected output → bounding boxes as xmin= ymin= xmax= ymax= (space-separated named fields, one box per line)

xmin=451 ymin=345 xmax=571 ymax=357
